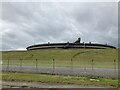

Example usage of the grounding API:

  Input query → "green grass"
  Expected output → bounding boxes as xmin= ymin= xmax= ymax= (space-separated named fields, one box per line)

xmin=2 ymin=49 xmax=118 ymax=68
xmin=2 ymin=72 xmax=118 ymax=87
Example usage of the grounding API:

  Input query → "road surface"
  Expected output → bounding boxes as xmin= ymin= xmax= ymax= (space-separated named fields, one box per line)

xmin=2 ymin=65 xmax=118 ymax=78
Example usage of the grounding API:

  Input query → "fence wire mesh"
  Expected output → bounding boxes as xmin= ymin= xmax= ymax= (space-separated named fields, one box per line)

xmin=2 ymin=59 xmax=118 ymax=78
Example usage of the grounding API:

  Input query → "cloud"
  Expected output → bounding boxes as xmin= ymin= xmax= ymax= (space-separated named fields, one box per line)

xmin=1 ymin=2 xmax=118 ymax=51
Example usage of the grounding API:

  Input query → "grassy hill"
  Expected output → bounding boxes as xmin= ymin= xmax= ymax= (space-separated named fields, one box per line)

xmin=2 ymin=49 xmax=118 ymax=68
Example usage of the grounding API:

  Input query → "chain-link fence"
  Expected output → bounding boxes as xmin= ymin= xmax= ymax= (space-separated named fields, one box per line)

xmin=2 ymin=59 xmax=118 ymax=78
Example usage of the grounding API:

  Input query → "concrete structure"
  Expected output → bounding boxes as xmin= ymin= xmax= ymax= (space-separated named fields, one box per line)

xmin=26 ymin=38 xmax=116 ymax=50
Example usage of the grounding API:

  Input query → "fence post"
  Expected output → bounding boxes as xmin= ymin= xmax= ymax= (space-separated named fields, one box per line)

xmin=20 ymin=59 xmax=22 ymax=71
xmin=114 ymin=59 xmax=116 ymax=72
xmin=91 ymin=59 xmax=94 ymax=71
xmin=83 ymin=60 xmax=86 ymax=72
xmin=53 ymin=59 xmax=55 ymax=74
xmin=71 ymin=58 xmax=73 ymax=73
xmin=7 ymin=59 xmax=9 ymax=70
xmin=36 ymin=59 xmax=38 ymax=71
xmin=84 ymin=66 xmax=86 ymax=72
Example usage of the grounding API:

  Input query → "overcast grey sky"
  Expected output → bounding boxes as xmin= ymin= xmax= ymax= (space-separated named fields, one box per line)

xmin=1 ymin=2 xmax=118 ymax=51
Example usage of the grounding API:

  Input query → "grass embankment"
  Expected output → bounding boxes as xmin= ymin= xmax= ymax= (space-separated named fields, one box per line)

xmin=2 ymin=49 xmax=118 ymax=68
xmin=2 ymin=72 xmax=118 ymax=87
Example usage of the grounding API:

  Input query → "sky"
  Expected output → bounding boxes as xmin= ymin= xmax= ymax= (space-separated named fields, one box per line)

xmin=1 ymin=1 xmax=118 ymax=51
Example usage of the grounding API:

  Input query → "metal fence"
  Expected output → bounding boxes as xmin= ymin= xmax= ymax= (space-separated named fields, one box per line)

xmin=2 ymin=59 xmax=118 ymax=78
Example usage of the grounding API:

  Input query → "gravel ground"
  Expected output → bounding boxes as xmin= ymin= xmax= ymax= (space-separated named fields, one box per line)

xmin=2 ymin=65 xmax=118 ymax=78
xmin=2 ymin=81 xmax=112 ymax=88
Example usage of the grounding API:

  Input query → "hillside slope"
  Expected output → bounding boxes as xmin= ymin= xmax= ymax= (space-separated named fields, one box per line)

xmin=2 ymin=49 xmax=118 ymax=68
